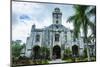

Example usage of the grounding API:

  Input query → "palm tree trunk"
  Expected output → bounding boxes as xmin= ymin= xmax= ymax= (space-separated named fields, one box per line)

xmin=85 ymin=37 xmax=90 ymax=61
xmin=86 ymin=42 xmax=90 ymax=61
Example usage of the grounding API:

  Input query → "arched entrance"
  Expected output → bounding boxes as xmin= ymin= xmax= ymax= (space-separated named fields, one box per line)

xmin=53 ymin=45 xmax=61 ymax=59
xmin=33 ymin=45 xmax=40 ymax=59
xmin=72 ymin=45 xmax=79 ymax=57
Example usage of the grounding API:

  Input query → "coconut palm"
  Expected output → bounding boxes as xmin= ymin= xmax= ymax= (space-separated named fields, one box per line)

xmin=86 ymin=6 xmax=96 ymax=56
xmin=67 ymin=5 xmax=95 ymax=61
xmin=87 ymin=6 xmax=96 ymax=38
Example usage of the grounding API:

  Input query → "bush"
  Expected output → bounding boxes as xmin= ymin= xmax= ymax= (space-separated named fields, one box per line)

xmin=83 ymin=48 xmax=87 ymax=58
xmin=40 ymin=47 xmax=50 ymax=60
xmin=63 ymin=48 xmax=72 ymax=60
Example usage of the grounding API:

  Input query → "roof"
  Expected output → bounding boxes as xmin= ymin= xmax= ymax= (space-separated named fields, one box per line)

xmin=46 ymin=24 xmax=70 ymax=31
xmin=32 ymin=24 xmax=72 ymax=32
xmin=34 ymin=29 xmax=44 ymax=32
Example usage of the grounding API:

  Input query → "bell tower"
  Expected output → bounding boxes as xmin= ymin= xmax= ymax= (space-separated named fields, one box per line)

xmin=52 ymin=8 xmax=62 ymax=24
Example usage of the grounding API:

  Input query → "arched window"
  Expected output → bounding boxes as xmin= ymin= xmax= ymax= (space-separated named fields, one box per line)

xmin=55 ymin=34 xmax=59 ymax=41
xmin=35 ymin=34 xmax=40 ymax=42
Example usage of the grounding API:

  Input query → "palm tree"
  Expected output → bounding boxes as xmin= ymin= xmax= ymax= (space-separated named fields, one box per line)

xmin=87 ymin=6 xmax=96 ymax=57
xmin=87 ymin=6 xmax=96 ymax=38
xmin=67 ymin=5 xmax=95 ymax=61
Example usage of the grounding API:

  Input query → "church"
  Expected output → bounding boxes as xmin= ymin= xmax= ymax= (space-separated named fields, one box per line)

xmin=21 ymin=8 xmax=89 ymax=60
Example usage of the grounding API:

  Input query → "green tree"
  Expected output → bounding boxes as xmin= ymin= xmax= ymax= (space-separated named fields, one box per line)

xmin=83 ymin=48 xmax=87 ymax=58
xmin=11 ymin=40 xmax=24 ymax=64
xmin=64 ymin=48 xmax=72 ymax=56
xmin=67 ymin=5 xmax=95 ymax=61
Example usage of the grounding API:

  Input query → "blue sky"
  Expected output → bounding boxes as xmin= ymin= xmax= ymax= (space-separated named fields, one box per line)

xmin=12 ymin=1 xmax=92 ymax=43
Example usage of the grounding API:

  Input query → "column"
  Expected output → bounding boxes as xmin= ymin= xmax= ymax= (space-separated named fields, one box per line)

xmin=61 ymin=31 xmax=64 ymax=59
xmin=50 ymin=32 xmax=53 ymax=60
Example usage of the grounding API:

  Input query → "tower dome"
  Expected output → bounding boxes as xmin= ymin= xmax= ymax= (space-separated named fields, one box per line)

xmin=54 ymin=8 xmax=60 ymax=13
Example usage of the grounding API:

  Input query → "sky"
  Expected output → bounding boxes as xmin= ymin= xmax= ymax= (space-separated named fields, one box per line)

xmin=12 ymin=1 xmax=92 ymax=43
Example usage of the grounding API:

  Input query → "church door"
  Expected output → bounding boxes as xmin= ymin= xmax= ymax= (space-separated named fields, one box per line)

xmin=53 ymin=45 xmax=61 ymax=59
xmin=72 ymin=45 xmax=79 ymax=57
xmin=33 ymin=45 xmax=40 ymax=59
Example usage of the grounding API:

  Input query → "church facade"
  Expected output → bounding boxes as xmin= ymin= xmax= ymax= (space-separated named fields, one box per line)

xmin=22 ymin=8 xmax=86 ymax=60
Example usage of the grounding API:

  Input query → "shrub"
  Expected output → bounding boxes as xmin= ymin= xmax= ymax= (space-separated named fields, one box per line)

xmin=63 ymin=48 xmax=72 ymax=59
xmin=83 ymin=48 xmax=87 ymax=58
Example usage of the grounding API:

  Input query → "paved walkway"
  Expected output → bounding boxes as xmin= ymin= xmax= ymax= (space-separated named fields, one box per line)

xmin=49 ymin=59 xmax=66 ymax=63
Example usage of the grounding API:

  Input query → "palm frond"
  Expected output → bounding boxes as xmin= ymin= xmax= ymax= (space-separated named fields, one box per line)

xmin=88 ymin=6 xmax=96 ymax=16
xmin=67 ymin=15 xmax=76 ymax=22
